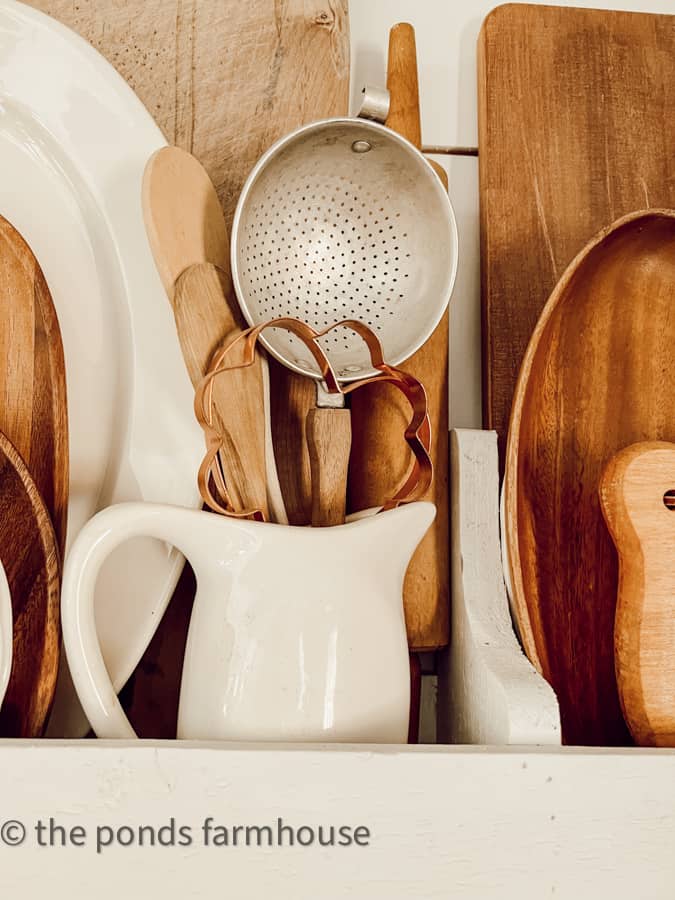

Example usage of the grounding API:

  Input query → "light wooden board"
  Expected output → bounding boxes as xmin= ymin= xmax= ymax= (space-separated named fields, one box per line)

xmin=0 ymin=433 xmax=60 ymax=737
xmin=478 ymin=3 xmax=675 ymax=456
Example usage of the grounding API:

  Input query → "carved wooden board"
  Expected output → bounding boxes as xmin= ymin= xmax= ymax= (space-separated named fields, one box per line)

xmin=479 ymin=3 xmax=675 ymax=458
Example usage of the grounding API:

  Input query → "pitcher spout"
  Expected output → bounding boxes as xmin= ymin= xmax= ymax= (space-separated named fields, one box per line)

xmin=354 ymin=501 xmax=436 ymax=582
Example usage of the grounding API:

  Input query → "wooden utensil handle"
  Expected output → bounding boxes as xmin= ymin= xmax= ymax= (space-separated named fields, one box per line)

xmin=386 ymin=23 xmax=421 ymax=148
xmin=306 ymin=407 xmax=351 ymax=527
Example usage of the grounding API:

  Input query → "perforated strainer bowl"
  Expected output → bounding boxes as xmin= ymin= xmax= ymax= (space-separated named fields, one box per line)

xmin=231 ymin=117 xmax=458 ymax=381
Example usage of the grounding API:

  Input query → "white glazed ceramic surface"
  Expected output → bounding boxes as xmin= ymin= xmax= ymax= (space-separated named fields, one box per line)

xmin=0 ymin=1 xmax=203 ymax=735
xmin=0 ymin=561 xmax=11 ymax=711
xmin=62 ymin=501 xmax=436 ymax=743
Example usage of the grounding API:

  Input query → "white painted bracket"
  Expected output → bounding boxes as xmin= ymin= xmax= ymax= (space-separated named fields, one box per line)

xmin=438 ymin=428 xmax=561 ymax=745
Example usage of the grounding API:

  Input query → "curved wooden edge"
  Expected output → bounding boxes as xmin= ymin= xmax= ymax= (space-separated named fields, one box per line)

xmin=437 ymin=429 xmax=560 ymax=745
xmin=0 ymin=216 xmax=68 ymax=559
xmin=0 ymin=430 xmax=60 ymax=736
xmin=504 ymin=208 xmax=675 ymax=675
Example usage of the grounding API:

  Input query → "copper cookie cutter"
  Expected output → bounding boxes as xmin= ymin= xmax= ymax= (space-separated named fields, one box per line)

xmin=194 ymin=317 xmax=433 ymax=522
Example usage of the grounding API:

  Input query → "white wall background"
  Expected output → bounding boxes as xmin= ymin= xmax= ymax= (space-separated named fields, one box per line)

xmin=349 ymin=0 xmax=675 ymax=429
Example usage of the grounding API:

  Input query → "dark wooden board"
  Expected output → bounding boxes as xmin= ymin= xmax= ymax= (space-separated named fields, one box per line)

xmin=0 ymin=433 xmax=60 ymax=736
xmin=479 ymin=3 xmax=675 ymax=457
xmin=505 ymin=210 xmax=675 ymax=746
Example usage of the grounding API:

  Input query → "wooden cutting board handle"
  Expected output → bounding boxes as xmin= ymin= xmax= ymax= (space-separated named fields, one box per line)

xmin=348 ymin=22 xmax=450 ymax=650
xmin=386 ymin=23 xmax=422 ymax=147
xmin=600 ymin=442 xmax=675 ymax=746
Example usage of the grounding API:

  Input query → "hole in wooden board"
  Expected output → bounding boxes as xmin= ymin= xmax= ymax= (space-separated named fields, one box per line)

xmin=664 ymin=490 xmax=675 ymax=510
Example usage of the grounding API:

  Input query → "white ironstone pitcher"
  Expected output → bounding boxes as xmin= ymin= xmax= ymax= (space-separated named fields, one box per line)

xmin=61 ymin=501 xmax=435 ymax=743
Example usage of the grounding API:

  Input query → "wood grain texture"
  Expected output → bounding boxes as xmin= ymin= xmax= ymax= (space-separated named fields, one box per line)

xmin=28 ymin=0 xmax=351 ymax=527
xmin=600 ymin=442 xmax=675 ymax=748
xmin=0 ymin=216 xmax=68 ymax=558
xmin=0 ymin=432 xmax=60 ymax=737
xmin=175 ymin=263 xmax=269 ymax=518
xmin=505 ymin=210 xmax=675 ymax=746
xmin=348 ymin=23 xmax=449 ymax=650
xmin=306 ymin=407 xmax=351 ymax=527
xmin=478 ymin=3 xmax=675 ymax=458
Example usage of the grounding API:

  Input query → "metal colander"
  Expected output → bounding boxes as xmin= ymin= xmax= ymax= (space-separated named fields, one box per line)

xmin=231 ymin=117 xmax=458 ymax=381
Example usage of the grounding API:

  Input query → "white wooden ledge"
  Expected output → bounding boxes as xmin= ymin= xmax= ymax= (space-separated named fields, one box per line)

xmin=438 ymin=428 xmax=561 ymax=744
xmin=1 ymin=741 xmax=675 ymax=898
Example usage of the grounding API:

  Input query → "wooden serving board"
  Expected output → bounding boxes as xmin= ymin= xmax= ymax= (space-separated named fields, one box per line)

xmin=505 ymin=210 xmax=675 ymax=746
xmin=0 ymin=432 xmax=60 ymax=737
xmin=479 ymin=3 xmax=675 ymax=456
xmin=28 ymin=0 xmax=350 ymax=528
xmin=0 ymin=217 xmax=68 ymax=557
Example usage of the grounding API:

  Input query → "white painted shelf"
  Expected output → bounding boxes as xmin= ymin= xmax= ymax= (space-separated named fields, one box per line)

xmin=2 ymin=427 xmax=673 ymax=897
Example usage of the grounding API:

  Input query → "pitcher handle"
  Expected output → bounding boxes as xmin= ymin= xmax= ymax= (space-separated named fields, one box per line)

xmin=61 ymin=502 xmax=205 ymax=739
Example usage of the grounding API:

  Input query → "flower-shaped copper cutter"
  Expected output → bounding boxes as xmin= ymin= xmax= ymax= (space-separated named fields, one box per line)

xmin=194 ymin=317 xmax=433 ymax=522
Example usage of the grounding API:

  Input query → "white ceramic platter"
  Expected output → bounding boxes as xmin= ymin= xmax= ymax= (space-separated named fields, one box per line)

xmin=0 ymin=0 xmax=203 ymax=736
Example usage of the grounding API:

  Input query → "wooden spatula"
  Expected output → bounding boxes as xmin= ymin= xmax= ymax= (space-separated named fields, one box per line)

xmin=0 ymin=431 xmax=60 ymax=736
xmin=600 ymin=442 xmax=675 ymax=747
xmin=0 ymin=216 xmax=68 ymax=557
xmin=142 ymin=147 xmax=285 ymax=520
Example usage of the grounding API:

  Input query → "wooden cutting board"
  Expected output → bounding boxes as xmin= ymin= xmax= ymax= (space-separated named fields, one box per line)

xmin=0 ymin=217 xmax=68 ymax=557
xmin=28 ymin=0 xmax=350 ymax=527
xmin=0 ymin=432 xmax=60 ymax=736
xmin=479 ymin=3 xmax=675 ymax=458
xmin=505 ymin=210 xmax=675 ymax=746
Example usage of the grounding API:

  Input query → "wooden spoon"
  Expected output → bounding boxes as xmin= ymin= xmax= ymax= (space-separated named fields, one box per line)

xmin=142 ymin=147 xmax=285 ymax=521
xmin=0 ymin=431 xmax=60 ymax=736
xmin=0 ymin=216 xmax=68 ymax=557
xmin=505 ymin=209 xmax=675 ymax=745
xmin=600 ymin=442 xmax=675 ymax=747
